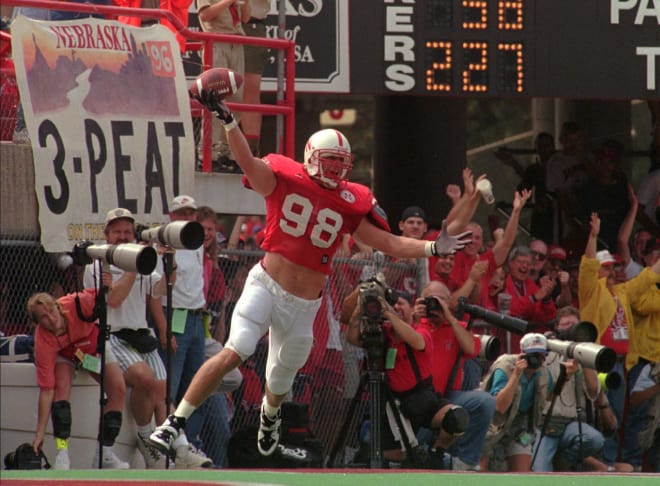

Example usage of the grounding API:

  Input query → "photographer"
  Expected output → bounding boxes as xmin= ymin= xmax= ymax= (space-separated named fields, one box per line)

xmin=531 ymin=306 xmax=603 ymax=472
xmin=83 ymin=208 xmax=173 ymax=469
xmin=342 ymin=285 xmax=469 ymax=468
xmin=26 ymin=290 xmax=128 ymax=469
xmin=480 ymin=333 xmax=553 ymax=471
xmin=416 ymin=280 xmax=496 ymax=471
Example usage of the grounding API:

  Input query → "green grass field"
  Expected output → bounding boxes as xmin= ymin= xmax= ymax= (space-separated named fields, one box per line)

xmin=1 ymin=469 xmax=658 ymax=486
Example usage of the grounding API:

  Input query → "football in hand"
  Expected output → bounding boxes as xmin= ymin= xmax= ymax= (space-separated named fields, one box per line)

xmin=189 ymin=67 xmax=243 ymax=100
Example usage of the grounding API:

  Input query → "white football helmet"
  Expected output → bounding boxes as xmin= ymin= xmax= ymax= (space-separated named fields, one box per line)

xmin=303 ymin=129 xmax=354 ymax=189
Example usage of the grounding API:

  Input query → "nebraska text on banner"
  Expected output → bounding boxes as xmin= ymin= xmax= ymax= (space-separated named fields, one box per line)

xmin=11 ymin=16 xmax=195 ymax=252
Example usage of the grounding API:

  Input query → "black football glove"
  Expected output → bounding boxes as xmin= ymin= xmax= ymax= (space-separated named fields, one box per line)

xmin=192 ymin=89 xmax=234 ymax=125
xmin=432 ymin=219 xmax=472 ymax=256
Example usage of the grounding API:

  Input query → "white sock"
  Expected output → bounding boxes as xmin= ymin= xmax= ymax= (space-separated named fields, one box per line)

xmin=136 ymin=423 xmax=152 ymax=437
xmin=173 ymin=431 xmax=189 ymax=450
xmin=262 ymin=396 xmax=280 ymax=418
xmin=174 ymin=399 xmax=197 ymax=420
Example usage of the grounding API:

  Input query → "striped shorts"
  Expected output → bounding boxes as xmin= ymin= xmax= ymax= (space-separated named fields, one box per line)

xmin=108 ymin=332 xmax=166 ymax=381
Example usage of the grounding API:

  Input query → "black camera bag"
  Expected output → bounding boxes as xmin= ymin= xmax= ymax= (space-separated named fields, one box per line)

xmin=4 ymin=443 xmax=50 ymax=470
xmin=112 ymin=328 xmax=158 ymax=353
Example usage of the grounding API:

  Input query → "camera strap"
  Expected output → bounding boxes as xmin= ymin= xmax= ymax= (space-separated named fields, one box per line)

xmin=40 ymin=449 xmax=51 ymax=469
xmin=444 ymin=351 xmax=463 ymax=396
xmin=404 ymin=344 xmax=424 ymax=385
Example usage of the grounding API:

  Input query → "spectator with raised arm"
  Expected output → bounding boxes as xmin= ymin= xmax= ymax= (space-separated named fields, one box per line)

xmin=578 ymin=212 xmax=660 ymax=471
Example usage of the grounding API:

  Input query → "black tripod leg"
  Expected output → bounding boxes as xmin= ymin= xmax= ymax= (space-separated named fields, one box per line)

xmin=368 ymin=371 xmax=383 ymax=468
xmin=327 ymin=372 xmax=369 ymax=467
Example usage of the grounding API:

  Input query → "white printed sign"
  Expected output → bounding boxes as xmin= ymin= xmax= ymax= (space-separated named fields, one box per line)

xmin=11 ymin=17 xmax=195 ymax=252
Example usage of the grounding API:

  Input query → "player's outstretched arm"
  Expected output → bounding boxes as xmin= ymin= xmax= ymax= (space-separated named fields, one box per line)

xmin=195 ymin=89 xmax=276 ymax=196
xmin=354 ymin=219 xmax=471 ymax=259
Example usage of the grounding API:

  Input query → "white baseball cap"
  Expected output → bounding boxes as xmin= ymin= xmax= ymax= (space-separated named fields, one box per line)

xmin=520 ymin=333 xmax=548 ymax=354
xmin=596 ymin=250 xmax=616 ymax=266
xmin=170 ymin=195 xmax=197 ymax=212
xmin=104 ymin=208 xmax=134 ymax=228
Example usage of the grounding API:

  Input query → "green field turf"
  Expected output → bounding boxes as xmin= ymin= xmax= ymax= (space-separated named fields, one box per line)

xmin=1 ymin=469 xmax=657 ymax=486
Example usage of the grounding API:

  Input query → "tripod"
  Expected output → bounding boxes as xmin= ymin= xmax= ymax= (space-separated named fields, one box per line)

xmin=328 ymin=329 xmax=419 ymax=469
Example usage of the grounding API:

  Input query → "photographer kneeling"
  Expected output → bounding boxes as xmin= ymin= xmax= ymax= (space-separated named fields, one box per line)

xmin=342 ymin=285 xmax=469 ymax=468
xmin=531 ymin=306 xmax=603 ymax=471
xmin=480 ymin=333 xmax=554 ymax=471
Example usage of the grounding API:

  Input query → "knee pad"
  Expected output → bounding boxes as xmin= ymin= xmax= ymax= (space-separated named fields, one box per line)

xmin=442 ymin=405 xmax=470 ymax=437
xmin=51 ymin=401 xmax=72 ymax=439
xmin=266 ymin=336 xmax=313 ymax=395
xmin=101 ymin=411 xmax=122 ymax=446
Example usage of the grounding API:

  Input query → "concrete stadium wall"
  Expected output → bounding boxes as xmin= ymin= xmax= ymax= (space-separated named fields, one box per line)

xmin=1 ymin=362 xmax=145 ymax=469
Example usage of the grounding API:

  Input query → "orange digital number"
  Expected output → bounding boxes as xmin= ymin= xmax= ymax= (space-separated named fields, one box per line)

xmin=462 ymin=0 xmax=487 ymax=30
xmin=498 ymin=1 xmax=524 ymax=30
xmin=462 ymin=41 xmax=488 ymax=92
xmin=425 ymin=41 xmax=452 ymax=92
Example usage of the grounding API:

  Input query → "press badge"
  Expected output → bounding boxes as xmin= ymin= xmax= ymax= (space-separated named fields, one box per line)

xmin=75 ymin=349 xmax=101 ymax=374
xmin=612 ymin=327 xmax=628 ymax=341
xmin=385 ymin=348 xmax=397 ymax=369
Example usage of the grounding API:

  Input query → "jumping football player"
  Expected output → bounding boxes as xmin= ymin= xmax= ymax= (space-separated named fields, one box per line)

xmin=149 ymin=89 xmax=474 ymax=457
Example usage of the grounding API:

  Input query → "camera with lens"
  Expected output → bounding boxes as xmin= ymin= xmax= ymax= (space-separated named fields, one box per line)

xmin=423 ymin=296 xmax=443 ymax=315
xmin=476 ymin=334 xmax=500 ymax=361
xmin=70 ymin=241 xmax=157 ymax=275
xmin=547 ymin=321 xmax=616 ymax=373
xmin=523 ymin=352 xmax=545 ymax=369
xmin=358 ymin=278 xmax=398 ymax=321
xmin=136 ymin=221 xmax=204 ymax=250
xmin=357 ymin=277 xmax=398 ymax=353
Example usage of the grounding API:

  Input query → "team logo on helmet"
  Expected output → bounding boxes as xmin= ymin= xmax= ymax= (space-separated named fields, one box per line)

xmin=303 ymin=129 xmax=354 ymax=189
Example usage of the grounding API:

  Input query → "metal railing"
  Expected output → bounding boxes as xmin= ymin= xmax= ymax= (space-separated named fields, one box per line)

xmin=0 ymin=0 xmax=297 ymax=167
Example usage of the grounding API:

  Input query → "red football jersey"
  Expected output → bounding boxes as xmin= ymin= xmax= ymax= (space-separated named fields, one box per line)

xmin=251 ymin=154 xmax=379 ymax=274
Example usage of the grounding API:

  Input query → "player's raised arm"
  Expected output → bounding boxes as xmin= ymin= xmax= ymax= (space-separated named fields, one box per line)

xmin=194 ymin=85 xmax=276 ymax=196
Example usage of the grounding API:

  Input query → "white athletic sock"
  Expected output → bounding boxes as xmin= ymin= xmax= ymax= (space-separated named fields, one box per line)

xmin=262 ymin=397 xmax=280 ymax=418
xmin=174 ymin=399 xmax=197 ymax=420
xmin=136 ymin=423 xmax=152 ymax=437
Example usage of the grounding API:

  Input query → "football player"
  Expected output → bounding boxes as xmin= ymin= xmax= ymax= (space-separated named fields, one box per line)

xmin=149 ymin=89 xmax=475 ymax=457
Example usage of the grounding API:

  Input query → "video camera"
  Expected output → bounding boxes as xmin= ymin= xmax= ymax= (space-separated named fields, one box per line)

xmin=456 ymin=297 xmax=529 ymax=335
xmin=71 ymin=241 xmax=157 ymax=275
xmin=547 ymin=321 xmax=616 ymax=373
xmin=136 ymin=221 xmax=204 ymax=250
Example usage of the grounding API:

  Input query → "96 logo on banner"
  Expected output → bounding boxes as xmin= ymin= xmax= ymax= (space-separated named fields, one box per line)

xmin=146 ymin=41 xmax=175 ymax=78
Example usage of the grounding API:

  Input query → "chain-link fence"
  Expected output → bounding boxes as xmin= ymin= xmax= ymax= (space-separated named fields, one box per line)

xmin=1 ymin=235 xmax=426 ymax=467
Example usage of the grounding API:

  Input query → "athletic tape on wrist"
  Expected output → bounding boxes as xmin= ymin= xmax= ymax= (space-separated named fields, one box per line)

xmin=424 ymin=240 xmax=436 ymax=257
xmin=223 ymin=119 xmax=239 ymax=132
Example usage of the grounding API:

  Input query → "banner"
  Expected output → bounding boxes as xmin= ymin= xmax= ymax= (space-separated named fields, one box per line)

xmin=11 ymin=17 xmax=195 ymax=252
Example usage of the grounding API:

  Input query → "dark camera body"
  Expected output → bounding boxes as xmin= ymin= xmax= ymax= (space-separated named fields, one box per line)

xmin=358 ymin=278 xmax=398 ymax=320
xmin=423 ymin=296 xmax=442 ymax=314
xmin=523 ymin=353 xmax=545 ymax=369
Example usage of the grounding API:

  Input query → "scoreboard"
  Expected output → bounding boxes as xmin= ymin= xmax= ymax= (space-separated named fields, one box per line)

xmin=348 ymin=0 xmax=660 ymax=98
